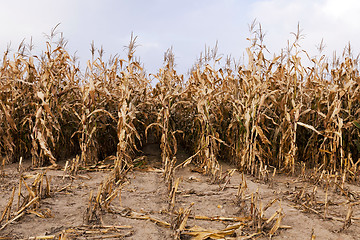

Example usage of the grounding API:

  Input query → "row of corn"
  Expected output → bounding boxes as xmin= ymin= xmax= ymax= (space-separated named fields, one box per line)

xmin=1 ymin=28 xmax=360 ymax=180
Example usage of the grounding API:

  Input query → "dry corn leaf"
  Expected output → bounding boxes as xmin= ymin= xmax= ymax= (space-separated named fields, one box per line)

xmin=182 ymin=225 xmax=237 ymax=240
xmin=194 ymin=215 xmax=251 ymax=222
xmin=297 ymin=122 xmax=321 ymax=135
xmin=129 ymin=212 xmax=171 ymax=228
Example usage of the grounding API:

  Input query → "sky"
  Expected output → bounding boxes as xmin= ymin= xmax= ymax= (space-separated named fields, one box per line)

xmin=0 ymin=0 xmax=360 ymax=75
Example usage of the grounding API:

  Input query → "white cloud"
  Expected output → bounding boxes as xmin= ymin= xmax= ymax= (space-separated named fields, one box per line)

xmin=322 ymin=0 xmax=360 ymax=20
xmin=1 ymin=0 xmax=359 ymax=74
xmin=249 ymin=0 xmax=360 ymax=60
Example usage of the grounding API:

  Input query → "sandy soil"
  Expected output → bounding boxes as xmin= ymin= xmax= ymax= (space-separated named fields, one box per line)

xmin=1 ymin=144 xmax=360 ymax=239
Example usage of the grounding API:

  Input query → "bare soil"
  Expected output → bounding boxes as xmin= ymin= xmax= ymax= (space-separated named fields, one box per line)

xmin=1 ymin=144 xmax=360 ymax=239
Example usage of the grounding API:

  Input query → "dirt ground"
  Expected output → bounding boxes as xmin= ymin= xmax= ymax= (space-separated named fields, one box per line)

xmin=1 ymin=144 xmax=360 ymax=239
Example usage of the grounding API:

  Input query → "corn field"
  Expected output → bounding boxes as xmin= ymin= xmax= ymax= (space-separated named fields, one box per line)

xmin=1 ymin=26 xmax=360 ymax=183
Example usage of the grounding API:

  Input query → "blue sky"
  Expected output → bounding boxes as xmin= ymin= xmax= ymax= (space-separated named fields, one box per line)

xmin=1 ymin=0 xmax=359 ymax=74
